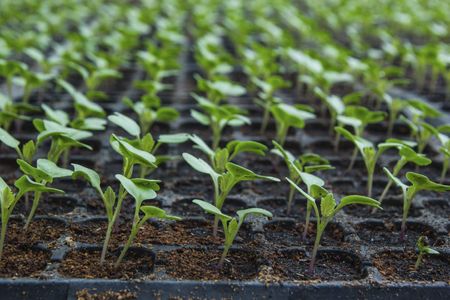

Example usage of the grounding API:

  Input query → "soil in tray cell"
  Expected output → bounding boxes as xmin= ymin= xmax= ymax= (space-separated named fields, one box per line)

xmin=263 ymin=220 xmax=345 ymax=247
xmin=423 ymin=199 xmax=450 ymax=219
xmin=257 ymin=198 xmax=307 ymax=218
xmin=266 ymin=249 xmax=364 ymax=281
xmin=373 ymin=250 xmax=450 ymax=281
xmin=159 ymin=248 xmax=261 ymax=280
xmin=14 ymin=195 xmax=78 ymax=216
xmin=58 ymin=248 xmax=154 ymax=279
xmin=344 ymin=198 xmax=422 ymax=219
xmin=8 ymin=218 xmax=67 ymax=245
xmin=0 ymin=246 xmax=50 ymax=278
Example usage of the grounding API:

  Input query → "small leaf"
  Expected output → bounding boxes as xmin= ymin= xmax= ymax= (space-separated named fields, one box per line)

xmin=115 ymin=175 xmax=157 ymax=205
xmin=17 ymin=159 xmax=53 ymax=182
xmin=226 ymin=162 xmax=279 ymax=182
xmin=192 ymin=199 xmax=231 ymax=220
xmin=0 ymin=127 xmax=20 ymax=149
xmin=226 ymin=140 xmax=268 ymax=158
xmin=320 ymin=193 xmax=336 ymax=218
xmin=406 ymin=172 xmax=450 ymax=192
xmin=140 ymin=206 xmax=181 ymax=221
xmin=156 ymin=107 xmax=179 ymax=122
xmin=236 ymin=207 xmax=273 ymax=222
xmin=338 ymin=195 xmax=381 ymax=210
xmin=42 ymin=104 xmax=69 ymax=126
xmin=37 ymin=159 xmax=73 ymax=178
xmin=158 ymin=133 xmax=189 ymax=144
xmin=110 ymin=134 xmax=156 ymax=167
xmin=108 ymin=112 xmax=141 ymax=137
xmin=14 ymin=175 xmax=64 ymax=196
xmin=72 ymin=164 xmax=102 ymax=194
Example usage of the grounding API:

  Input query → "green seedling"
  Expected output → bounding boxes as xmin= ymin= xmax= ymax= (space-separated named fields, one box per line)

xmin=314 ymin=87 xmax=345 ymax=135
xmin=415 ymin=236 xmax=439 ymax=270
xmin=0 ymin=59 xmax=27 ymax=100
xmin=272 ymin=140 xmax=333 ymax=215
xmin=287 ymin=179 xmax=381 ymax=273
xmin=270 ymin=103 xmax=315 ymax=146
xmin=17 ymin=159 xmax=72 ymax=228
xmin=0 ymin=128 xmax=35 ymax=162
xmin=195 ymin=75 xmax=246 ymax=104
xmin=384 ymin=168 xmax=450 ymax=240
xmin=335 ymin=126 xmax=406 ymax=197
xmin=114 ymin=175 xmax=180 ymax=267
xmin=0 ymin=176 xmax=63 ymax=259
xmin=193 ymin=199 xmax=271 ymax=268
xmin=191 ymin=94 xmax=250 ymax=149
xmin=378 ymin=146 xmax=431 ymax=204
xmin=183 ymin=152 xmax=279 ymax=236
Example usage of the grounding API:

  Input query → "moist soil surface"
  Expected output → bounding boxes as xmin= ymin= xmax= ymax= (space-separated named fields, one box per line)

xmin=263 ymin=220 xmax=345 ymax=247
xmin=159 ymin=248 xmax=261 ymax=280
xmin=0 ymin=246 xmax=50 ymax=278
xmin=267 ymin=249 xmax=363 ymax=281
xmin=373 ymin=251 xmax=450 ymax=281
xmin=58 ymin=249 xmax=154 ymax=279
xmin=8 ymin=218 xmax=67 ymax=246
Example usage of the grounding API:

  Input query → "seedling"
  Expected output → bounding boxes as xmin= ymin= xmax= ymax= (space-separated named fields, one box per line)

xmin=415 ymin=236 xmax=439 ymax=270
xmin=0 ymin=176 xmax=63 ymax=259
xmin=378 ymin=146 xmax=431 ymax=204
xmin=108 ymin=112 xmax=189 ymax=177
xmin=383 ymin=95 xmax=408 ymax=137
xmin=0 ymin=59 xmax=26 ymax=100
xmin=195 ymin=75 xmax=246 ymax=104
xmin=314 ymin=87 xmax=345 ymax=134
xmin=193 ymin=199 xmax=272 ymax=268
xmin=17 ymin=159 xmax=72 ymax=228
xmin=33 ymin=119 xmax=93 ymax=165
xmin=271 ymin=140 xmax=333 ymax=214
xmin=287 ymin=179 xmax=381 ymax=273
xmin=335 ymin=126 xmax=406 ymax=197
xmin=0 ymin=92 xmax=31 ymax=130
xmin=183 ymin=153 xmax=279 ymax=235
xmin=384 ymin=168 xmax=450 ymax=240
xmin=191 ymin=94 xmax=250 ymax=149
xmin=123 ymin=94 xmax=179 ymax=134
xmin=73 ymin=134 xmax=157 ymax=263
xmin=114 ymin=175 xmax=180 ymax=267
xmin=270 ymin=103 xmax=315 ymax=146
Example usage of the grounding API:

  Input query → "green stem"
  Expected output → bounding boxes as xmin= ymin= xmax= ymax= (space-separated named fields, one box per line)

xmin=24 ymin=191 xmax=42 ymax=230
xmin=286 ymin=185 xmax=295 ymax=215
xmin=367 ymin=171 xmax=373 ymax=198
xmin=309 ymin=223 xmax=325 ymax=274
xmin=414 ymin=253 xmax=423 ymax=270
xmin=0 ymin=219 xmax=7 ymax=260
xmin=218 ymin=244 xmax=230 ymax=268
xmin=276 ymin=124 xmax=288 ymax=146
xmin=260 ymin=103 xmax=270 ymax=134
xmin=400 ymin=198 xmax=412 ymax=241
xmin=347 ymin=147 xmax=358 ymax=171
xmin=441 ymin=157 xmax=449 ymax=183
xmin=302 ymin=203 xmax=312 ymax=240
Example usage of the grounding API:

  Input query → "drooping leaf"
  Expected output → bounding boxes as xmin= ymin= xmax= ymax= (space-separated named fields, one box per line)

xmin=72 ymin=164 xmax=102 ymax=194
xmin=37 ymin=159 xmax=73 ymax=178
xmin=406 ymin=172 xmax=450 ymax=192
xmin=108 ymin=112 xmax=141 ymax=137
xmin=115 ymin=175 xmax=157 ymax=206
xmin=0 ymin=127 xmax=20 ymax=149
xmin=320 ymin=193 xmax=336 ymax=218
xmin=192 ymin=199 xmax=231 ymax=220
xmin=158 ymin=133 xmax=189 ymax=144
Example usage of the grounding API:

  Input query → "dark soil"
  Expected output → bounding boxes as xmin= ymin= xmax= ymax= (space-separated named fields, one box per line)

xmin=263 ymin=220 xmax=345 ymax=247
xmin=8 ymin=218 xmax=67 ymax=246
xmin=58 ymin=248 xmax=154 ymax=279
xmin=0 ymin=246 xmax=50 ymax=278
xmin=76 ymin=289 xmax=137 ymax=300
xmin=373 ymin=250 xmax=449 ymax=281
xmin=159 ymin=248 xmax=261 ymax=280
xmin=268 ymin=249 xmax=364 ymax=281
xmin=423 ymin=199 xmax=450 ymax=219
xmin=355 ymin=221 xmax=439 ymax=246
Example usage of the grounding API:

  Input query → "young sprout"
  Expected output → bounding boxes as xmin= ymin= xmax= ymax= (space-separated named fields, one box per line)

xmin=0 ymin=59 xmax=26 ymax=100
xmin=15 ymin=68 xmax=52 ymax=104
xmin=108 ymin=112 xmax=189 ymax=177
xmin=271 ymin=140 xmax=333 ymax=214
xmin=0 ymin=92 xmax=31 ymax=130
xmin=434 ymin=125 xmax=450 ymax=183
xmin=57 ymin=80 xmax=106 ymax=131
xmin=270 ymin=103 xmax=315 ymax=146
xmin=287 ymin=179 xmax=381 ymax=273
xmin=123 ymin=94 xmax=179 ymax=134
xmin=383 ymin=95 xmax=408 ymax=137
xmin=195 ymin=75 xmax=246 ymax=104
xmin=191 ymin=94 xmax=250 ymax=149
xmin=17 ymin=159 xmax=72 ymax=228
xmin=0 ymin=176 xmax=63 ymax=259
xmin=378 ymin=146 xmax=431 ymax=204
xmin=33 ymin=119 xmax=93 ymax=164
xmin=384 ymin=168 xmax=450 ymax=240
xmin=415 ymin=236 xmax=439 ymax=270
xmin=73 ymin=134 xmax=157 ymax=263
xmin=193 ymin=199 xmax=272 ymax=268
xmin=183 ymin=153 xmax=279 ymax=236
xmin=335 ymin=127 xmax=406 ymax=197
xmin=336 ymin=106 xmax=386 ymax=167
xmin=114 ymin=175 xmax=180 ymax=267
xmin=314 ymin=87 xmax=345 ymax=135
xmin=252 ymin=76 xmax=289 ymax=133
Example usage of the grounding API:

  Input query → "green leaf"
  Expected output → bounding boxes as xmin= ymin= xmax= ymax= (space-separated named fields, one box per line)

xmin=22 ymin=140 xmax=36 ymax=162
xmin=189 ymin=134 xmax=214 ymax=158
xmin=17 ymin=159 xmax=53 ymax=182
xmin=156 ymin=107 xmax=179 ymax=122
xmin=158 ymin=133 xmax=189 ymax=144
xmin=399 ymin=147 xmax=431 ymax=166
xmin=226 ymin=162 xmax=279 ymax=182
xmin=140 ymin=206 xmax=181 ymax=221
xmin=320 ymin=193 xmax=336 ymax=218
xmin=271 ymin=103 xmax=315 ymax=129
xmin=42 ymin=104 xmax=69 ymax=126
xmin=110 ymin=134 xmax=156 ymax=167
xmin=191 ymin=109 xmax=210 ymax=125
xmin=310 ymin=184 xmax=329 ymax=199
xmin=337 ymin=195 xmax=382 ymax=210
xmin=115 ymin=175 xmax=157 ymax=206
xmin=286 ymin=177 xmax=316 ymax=205
xmin=0 ymin=127 xmax=20 ymax=149
xmin=108 ymin=112 xmax=141 ymax=137
xmin=236 ymin=207 xmax=272 ymax=222
xmin=0 ymin=186 xmax=15 ymax=210
xmin=14 ymin=175 xmax=64 ymax=197
xmin=226 ymin=140 xmax=268 ymax=158
xmin=192 ymin=199 xmax=231 ymax=220
xmin=72 ymin=164 xmax=102 ymax=194
xmin=406 ymin=172 xmax=450 ymax=192
xmin=37 ymin=159 xmax=72 ymax=178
